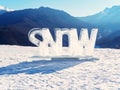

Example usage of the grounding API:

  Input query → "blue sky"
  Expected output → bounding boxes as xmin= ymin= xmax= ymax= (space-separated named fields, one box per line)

xmin=0 ymin=0 xmax=120 ymax=16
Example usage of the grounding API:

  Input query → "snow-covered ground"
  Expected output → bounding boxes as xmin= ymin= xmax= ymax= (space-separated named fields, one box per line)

xmin=0 ymin=45 xmax=120 ymax=90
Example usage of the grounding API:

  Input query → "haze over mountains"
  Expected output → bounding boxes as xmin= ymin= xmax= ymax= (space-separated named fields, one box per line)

xmin=79 ymin=6 xmax=120 ymax=48
xmin=0 ymin=5 xmax=120 ymax=48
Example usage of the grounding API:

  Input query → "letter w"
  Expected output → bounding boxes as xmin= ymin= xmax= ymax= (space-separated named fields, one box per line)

xmin=79 ymin=28 xmax=98 ymax=50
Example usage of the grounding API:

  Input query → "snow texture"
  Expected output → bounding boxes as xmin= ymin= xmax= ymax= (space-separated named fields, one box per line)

xmin=0 ymin=45 xmax=120 ymax=90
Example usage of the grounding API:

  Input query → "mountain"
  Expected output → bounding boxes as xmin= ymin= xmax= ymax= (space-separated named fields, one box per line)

xmin=0 ymin=5 xmax=13 ymax=15
xmin=0 ymin=9 xmax=7 ymax=15
xmin=78 ymin=5 xmax=120 ymax=48
xmin=0 ymin=6 xmax=7 ymax=15
xmin=79 ymin=6 xmax=120 ymax=25
xmin=0 ymin=7 xmax=92 ymax=46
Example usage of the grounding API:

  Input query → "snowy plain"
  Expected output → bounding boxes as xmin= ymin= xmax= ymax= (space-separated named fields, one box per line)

xmin=0 ymin=45 xmax=120 ymax=90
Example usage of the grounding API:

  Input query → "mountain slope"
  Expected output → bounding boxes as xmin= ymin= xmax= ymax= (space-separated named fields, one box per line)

xmin=0 ymin=7 xmax=92 ymax=46
xmin=79 ymin=5 xmax=120 ymax=48
xmin=0 ymin=5 xmax=13 ymax=15
xmin=0 ymin=10 xmax=6 ymax=15
xmin=79 ymin=6 xmax=120 ymax=26
xmin=0 ymin=6 xmax=7 ymax=15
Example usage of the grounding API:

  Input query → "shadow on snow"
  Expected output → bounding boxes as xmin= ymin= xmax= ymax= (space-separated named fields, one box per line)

xmin=0 ymin=57 xmax=99 ymax=75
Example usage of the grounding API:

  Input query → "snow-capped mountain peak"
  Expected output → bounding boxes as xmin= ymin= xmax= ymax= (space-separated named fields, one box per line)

xmin=0 ymin=5 xmax=13 ymax=11
xmin=0 ymin=5 xmax=5 ymax=10
xmin=0 ymin=5 xmax=13 ymax=15
xmin=102 ymin=5 xmax=120 ymax=14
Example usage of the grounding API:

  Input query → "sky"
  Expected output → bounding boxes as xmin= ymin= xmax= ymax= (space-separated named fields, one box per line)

xmin=0 ymin=0 xmax=120 ymax=17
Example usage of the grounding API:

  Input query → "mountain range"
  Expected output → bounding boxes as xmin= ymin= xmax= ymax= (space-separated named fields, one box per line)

xmin=0 ymin=6 xmax=120 ymax=48
xmin=79 ymin=6 xmax=120 ymax=48
xmin=0 ymin=7 xmax=92 ymax=46
xmin=0 ymin=6 xmax=7 ymax=15
xmin=0 ymin=5 xmax=12 ymax=15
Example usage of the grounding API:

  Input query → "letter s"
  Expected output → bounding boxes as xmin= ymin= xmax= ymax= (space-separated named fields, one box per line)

xmin=28 ymin=28 xmax=43 ymax=46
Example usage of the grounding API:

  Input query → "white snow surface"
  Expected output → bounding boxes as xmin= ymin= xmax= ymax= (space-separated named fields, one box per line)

xmin=0 ymin=45 xmax=120 ymax=90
